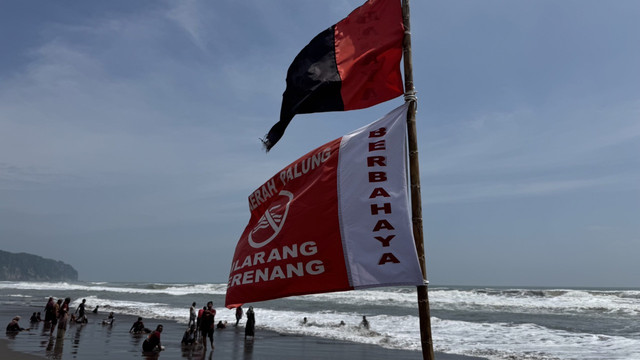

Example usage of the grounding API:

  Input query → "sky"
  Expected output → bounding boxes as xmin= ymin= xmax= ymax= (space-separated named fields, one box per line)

xmin=0 ymin=0 xmax=638 ymax=287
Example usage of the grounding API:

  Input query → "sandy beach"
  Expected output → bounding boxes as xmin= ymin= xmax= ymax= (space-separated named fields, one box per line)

xmin=1 ymin=303 xmax=484 ymax=360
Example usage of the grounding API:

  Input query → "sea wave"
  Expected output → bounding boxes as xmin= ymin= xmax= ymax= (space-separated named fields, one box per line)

xmin=429 ymin=288 xmax=640 ymax=315
xmin=0 ymin=281 xmax=227 ymax=296
xmin=432 ymin=317 xmax=640 ymax=360
xmin=3 ymin=281 xmax=639 ymax=316
xmin=288 ymin=287 xmax=640 ymax=316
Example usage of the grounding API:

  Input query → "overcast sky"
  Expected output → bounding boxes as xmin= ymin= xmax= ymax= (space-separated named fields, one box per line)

xmin=1 ymin=0 xmax=638 ymax=287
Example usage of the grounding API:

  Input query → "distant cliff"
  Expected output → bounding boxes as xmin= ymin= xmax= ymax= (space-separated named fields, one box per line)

xmin=0 ymin=250 xmax=78 ymax=281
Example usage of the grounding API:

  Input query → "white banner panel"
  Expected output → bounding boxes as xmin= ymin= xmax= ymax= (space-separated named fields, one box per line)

xmin=338 ymin=103 xmax=424 ymax=288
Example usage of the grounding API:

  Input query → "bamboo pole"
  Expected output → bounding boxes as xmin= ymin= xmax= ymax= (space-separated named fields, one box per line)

xmin=401 ymin=0 xmax=435 ymax=359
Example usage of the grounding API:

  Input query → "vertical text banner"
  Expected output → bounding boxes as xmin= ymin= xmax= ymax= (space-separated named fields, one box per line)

xmin=226 ymin=103 xmax=423 ymax=307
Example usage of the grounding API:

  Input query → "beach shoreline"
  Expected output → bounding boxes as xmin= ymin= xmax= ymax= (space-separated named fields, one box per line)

xmin=1 ymin=302 xmax=485 ymax=360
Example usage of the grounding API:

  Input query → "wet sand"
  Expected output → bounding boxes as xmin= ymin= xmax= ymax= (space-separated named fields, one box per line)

xmin=0 ymin=338 xmax=43 ymax=359
xmin=2 ymin=303 xmax=484 ymax=359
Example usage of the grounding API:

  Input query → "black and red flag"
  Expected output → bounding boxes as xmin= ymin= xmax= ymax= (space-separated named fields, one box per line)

xmin=262 ymin=0 xmax=405 ymax=151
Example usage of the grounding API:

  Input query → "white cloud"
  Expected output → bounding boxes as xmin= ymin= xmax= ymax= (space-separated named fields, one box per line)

xmin=165 ymin=0 xmax=207 ymax=52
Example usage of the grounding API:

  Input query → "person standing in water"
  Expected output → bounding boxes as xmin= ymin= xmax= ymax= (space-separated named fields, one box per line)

xmin=188 ymin=302 xmax=197 ymax=328
xmin=196 ymin=305 xmax=205 ymax=342
xmin=245 ymin=306 xmax=255 ymax=339
xmin=199 ymin=301 xmax=216 ymax=351
xmin=50 ymin=299 xmax=62 ymax=335
xmin=44 ymin=297 xmax=55 ymax=326
xmin=235 ymin=305 xmax=243 ymax=326
xmin=56 ymin=297 xmax=71 ymax=338
xmin=74 ymin=299 xmax=87 ymax=323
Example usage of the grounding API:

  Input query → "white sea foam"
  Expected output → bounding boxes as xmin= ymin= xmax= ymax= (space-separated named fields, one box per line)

xmin=429 ymin=288 xmax=640 ymax=315
xmin=291 ymin=288 xmax=417 ymax=307
xmin=3 ymin=282 xmax=638 ymax=315
xmin=69 ymin=295 xmax=238 ymax=325
xmin=6 ymin=294 xmax=32 ymax=298
xmin=255 ymin=308 xmax=640 ymax=359
xmin=0 ymin=281 xmax=227 ymax=296
xmin=432 ymin=317 xmax=640 ymax=360
xmin=285 ymin=287 xmax=640 ymax=316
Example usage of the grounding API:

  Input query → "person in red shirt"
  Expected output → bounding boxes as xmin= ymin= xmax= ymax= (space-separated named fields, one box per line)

xmin=142 ymin=324 xmax=164 ymax=352
xmin=196 ymin=306 xmax=205 ymax=342
xmin=199 ymin=301 xmax=216 ymax=351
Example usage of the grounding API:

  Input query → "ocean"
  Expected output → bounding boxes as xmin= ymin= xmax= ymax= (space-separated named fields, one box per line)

xmin=1 ymin=281 xmax=639 ymax=360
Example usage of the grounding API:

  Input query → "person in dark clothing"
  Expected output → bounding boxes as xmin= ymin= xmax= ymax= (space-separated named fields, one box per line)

xmin=6 ymin=316 xmax=28 ymax=332
xmin=181 ymin=325 xmax=197 ymax=345
xmin=142 ymin=325 xmax=164 ymax=352
xmin=130 ymin=317 xmax=151 ymax=334
xmin=44 ymin=297 xmax=55 ymax=325
xmin=360 ymin=315 xmax=369 ymax=330
xmin=50 ymin=299 xmax=62 ymax=335
xmin=101 ymin=312 xmax=115 ymax=325
xmin=235 ymin=305 xmax=243 ymax=326
xmin=75 ymin=299 xmax=87 ymax=323
xmin=245 ymin=306 xmax=255 ymax=339
xmin=199 ymin=301 xmax=216 ymax=351
xmin=30 ymin=313 xmax=39 ymax=323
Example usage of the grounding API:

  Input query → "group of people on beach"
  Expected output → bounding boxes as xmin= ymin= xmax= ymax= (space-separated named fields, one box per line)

xmin=5 ymin=297 xmax=112 ymax=337
xmin=42 ymin=296 xmax=77 ymax=337
xmin=176 ymin=301 xmax=256 ymax=353
xmin=6 ymin=296 xmax=258 ymax=356
xmin=125 ymin=300 xmax=256 ymax=354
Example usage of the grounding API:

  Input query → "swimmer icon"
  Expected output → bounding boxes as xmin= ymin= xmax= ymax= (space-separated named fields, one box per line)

xmin=248 ymin=190 xmax=293 ymax=248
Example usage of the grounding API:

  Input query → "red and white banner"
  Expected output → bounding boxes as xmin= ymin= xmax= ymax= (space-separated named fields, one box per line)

xmin=225 ymin=103 xmax=423 ymax=307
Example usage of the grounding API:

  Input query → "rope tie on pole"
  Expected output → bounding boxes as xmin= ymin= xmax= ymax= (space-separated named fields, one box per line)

xmin=404 ymin=90 xmax=417 ymax=103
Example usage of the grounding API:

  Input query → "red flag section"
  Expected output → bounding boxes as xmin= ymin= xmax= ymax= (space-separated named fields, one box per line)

xmin=227 ymin=103 xmax=423 ymax=307
xmin=335 ymin=0 xmax=404 ymax=110
xmin=263 ymin=0 xmax=405 ymax=151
